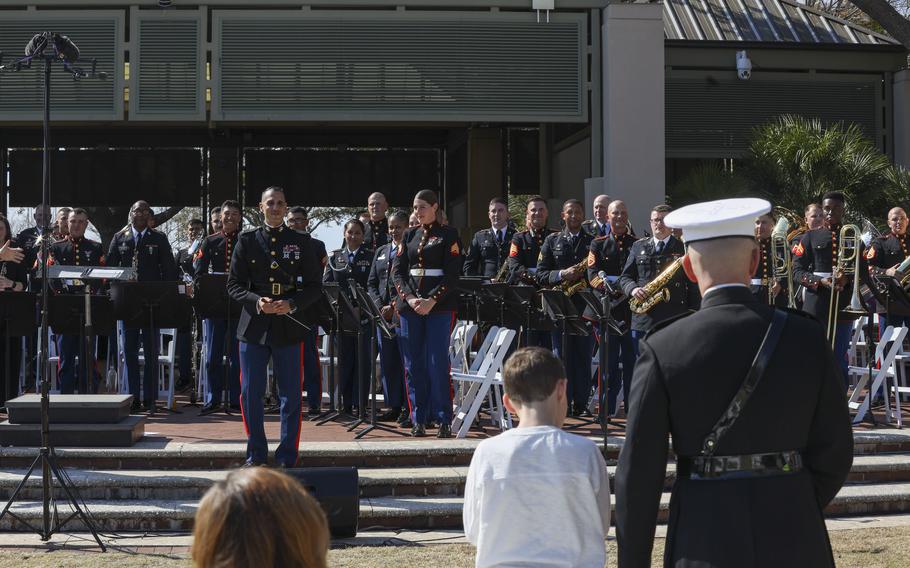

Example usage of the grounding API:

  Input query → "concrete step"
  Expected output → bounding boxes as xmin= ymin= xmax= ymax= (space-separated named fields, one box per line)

xmin=3 ymin=482 xmax=909 ymax=532
xmin=6 ymin=394 xmax=133 ymax=424
xmin=2 ymin=453 xmax=910 ymax=501
xmin=0 ymin=415 xmax=146 ymax=448
xmin=1 ymin=429 xmax=907 ymax=470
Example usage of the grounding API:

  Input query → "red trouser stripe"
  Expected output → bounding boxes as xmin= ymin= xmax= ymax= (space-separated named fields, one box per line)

xmin=238 ymin=365 xmax=249 ymax=437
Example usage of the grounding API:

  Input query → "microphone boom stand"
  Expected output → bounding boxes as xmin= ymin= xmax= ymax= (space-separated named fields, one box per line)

xmin=0 ymin=37 xmax=106 ymax=550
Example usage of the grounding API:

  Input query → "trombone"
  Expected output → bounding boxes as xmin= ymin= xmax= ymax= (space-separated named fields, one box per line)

xmin=770 ymin=217 xmax=796 ymax=309
xmin=827 ymin=224 xmax=865 ymax=347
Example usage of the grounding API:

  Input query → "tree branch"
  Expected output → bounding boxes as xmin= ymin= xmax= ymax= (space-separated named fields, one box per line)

xmin=851 ymin=0 xmax=910 ymax=49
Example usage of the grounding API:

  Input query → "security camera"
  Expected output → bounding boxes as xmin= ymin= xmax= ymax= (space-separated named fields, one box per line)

xmin=736 ymin=50 xmax=752 ymax=80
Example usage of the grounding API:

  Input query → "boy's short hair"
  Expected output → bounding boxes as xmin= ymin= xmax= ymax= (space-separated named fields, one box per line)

xmin=503 ymin=347 xmax=565 ymax=404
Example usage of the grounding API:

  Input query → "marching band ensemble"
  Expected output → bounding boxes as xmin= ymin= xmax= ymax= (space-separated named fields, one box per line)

xmin=0 ymin=186 xmax=901 ymax=460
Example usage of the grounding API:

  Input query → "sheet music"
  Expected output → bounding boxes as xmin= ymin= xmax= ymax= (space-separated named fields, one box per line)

xmin=88 ymin=268 xmax=126 ymax=279
xmin=58 ymin=270 xmax=84 ymax=279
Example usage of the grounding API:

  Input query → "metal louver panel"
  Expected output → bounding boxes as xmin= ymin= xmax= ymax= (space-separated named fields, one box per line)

xmin=0 ymin=11 xmax=122 ymax=121
xmin=666 ymin=73 xmax=880 ymax=157
xmin=132 ymin=11 xmax=205 ymax=120
xmin=212 ymin=10 xmax=586 ymax=123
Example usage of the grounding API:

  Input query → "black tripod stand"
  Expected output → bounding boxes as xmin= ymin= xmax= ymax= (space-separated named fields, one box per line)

xmin=315 ymin=283 xmax=358 ymax=426
xmin=348 ymin=282 xmax=408 ymax=438
xmin=0 ymin=32 xmax=107 ymax=550
xmin=577 ymin=285 xmax=625 ymax=437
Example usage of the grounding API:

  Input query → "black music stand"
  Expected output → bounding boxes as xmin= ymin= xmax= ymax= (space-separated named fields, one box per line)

xmin=348 ymin=282 xmax=407 ymax=439
xmin=316 ymin=283 xmax=360 ymax=426
xmin=458 ymin=277 xmax=488 ymax=323
xmin=306 ymin=290 xmax=335 ymax=421
xmin=194 ymin=274 xmax=240 ymax=416
xmin=539 ymin=289 xmax=595 ymax=430
xmin=0 ymin=292 xmax=37 ymax=411
xmin=111 ymin=281 xmax=192 ymax=415
xmin=576 ymin=288 xmax=624 ymax=436
xmin=506 ymin=285 xmax=555 ymax=347
xmin=47 ymin=294 xmax=114 ymax=395
xmin=47 ymin=265 xmax=129 ymax=396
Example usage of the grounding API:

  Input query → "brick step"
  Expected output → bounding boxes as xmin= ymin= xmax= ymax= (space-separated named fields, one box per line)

xmin=2 ymin=482 xmax=909 ymax=532
xmin=1 ymin=453 xmax=909 ymax=501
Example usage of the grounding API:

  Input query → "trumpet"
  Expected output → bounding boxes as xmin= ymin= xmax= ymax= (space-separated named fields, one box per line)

xmin=630 ymin=257 xmax=683 ymax=314
xmin=827 ymin=224 xmax=865 ymax=347
xmin=770 ymin=216 xmax=796 ymax=308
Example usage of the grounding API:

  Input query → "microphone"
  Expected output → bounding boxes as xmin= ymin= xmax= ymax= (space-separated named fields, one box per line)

xmin=25 ymin=32 xmax=50 ymax=57
xmin=52 ymin=33 xmax=80 ymax=62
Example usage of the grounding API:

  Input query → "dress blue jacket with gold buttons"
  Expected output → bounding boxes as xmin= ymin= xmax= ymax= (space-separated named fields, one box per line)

xmin=392 ymin=222 xmax=463 ymax=314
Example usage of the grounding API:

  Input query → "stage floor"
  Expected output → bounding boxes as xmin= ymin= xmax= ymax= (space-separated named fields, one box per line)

xmin=1 ymin=391 xmax=901 ymax=446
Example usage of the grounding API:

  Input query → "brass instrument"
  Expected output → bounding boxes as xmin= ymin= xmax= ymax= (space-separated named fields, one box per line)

xmin=774 ymin=206 xmax=808 ymax=242
xmin=557 ymin=259 xmax=590 ymax=296
xmin=629 ymin=257 xmax=684 ymax=314
xmin=827 ymin=224 xmax=865 ymax=347
xmin=770 ymin=216 xmax=796 ymax=308
xmin=492 ymin=258 xmax=511 ymax=283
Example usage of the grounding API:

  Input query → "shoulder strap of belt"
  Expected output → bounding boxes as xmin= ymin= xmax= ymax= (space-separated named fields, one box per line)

xmin=701 ymin=308 xmax=788 ymax=457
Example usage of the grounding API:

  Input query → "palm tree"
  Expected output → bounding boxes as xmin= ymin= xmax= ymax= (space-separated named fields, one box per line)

xmin=746 ymin=115 xmax=900 ymax=225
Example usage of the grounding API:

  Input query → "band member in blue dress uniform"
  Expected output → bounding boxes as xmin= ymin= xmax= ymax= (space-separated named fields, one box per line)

xmin=364 ymin=192 xmax=391 ymax=252
xmin=368 ymin=210 xmax=409 ymax=425
xmin=586 ymin=200 xmax=637 ymax=415
xmin=108 ymin=200 xmax=179 ymax=413
xmin=866 ymin=206 xmax=910 ymax=329
xmin=323 ymin=219 xmax=373 ymax=414
xmin=792 ymin=191 xmax=868 ymax=390
xmin=463 ymin=198 xmax=515 ymax=278
xmin=227 ymin=187 xmax=323 ymax=468
xmin=287 ymin=206 xmax=328 ymax=415
xmin=537 ymin=199 xmax=594 ymax=415
xmin=619 ymin=204 xmax=699 ymax=359
xmin=393 ymin=190 xmax=463 ymax=438
xmin=174 ymin=218 xmax=204 ymax=390
xmin=504 ymin=196 xmax=555 ymax=348
xmin=194 ymin=200 xmax=243 ymax=415
xmin=753 ymin=211 xmax=787 ymax=307
xmin=0 ymin=215 xmax=27 ymax=406
xmin=46 ymin=209 xmax=105 ymax=394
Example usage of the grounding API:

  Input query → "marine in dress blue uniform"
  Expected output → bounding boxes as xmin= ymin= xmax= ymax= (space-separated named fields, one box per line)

xmin=227 ymin=187 xmax=323 ymax=467
xmin=866 ymin=206 xmax=910 ymax=330
xmin=463 ymin=198 xmax=514 ymax=278
xmin=286 ymin=206 xmax=327 ymax=416
xmin=792 ymin=192 xmax=868 ymax=390
xmin=503 ymin=196 xmax=555 ymax=348
xmin=193 ymin=218 xmax=241 ymax=414
xmin=323 ymin=233 xmax=373 ymax=412
xmin=367 ymin=220 xmax=408 ymax=424
xmin=47 ymin=220 xmax=106 ymax=394
xmin=107 ymin=201 xmax=179 ymax=412
xmin=537 ymin=199 xmax=594 ymax=415
xmin=393 ymin=191 xmax=463 ymax=438
xmin=586 ymin=223 xmax=637 ymax=415
xmin=0 ymin=230 xmax=26 ymax=406
xmin=174 ymin=219 xmax=204 ymax=390
xmin=618 ymin=205 xmax=699 ymax=359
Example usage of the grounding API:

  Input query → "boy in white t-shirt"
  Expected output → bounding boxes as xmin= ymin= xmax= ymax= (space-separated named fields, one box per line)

xmin=463 ymin=347 xmax=611 ymax=568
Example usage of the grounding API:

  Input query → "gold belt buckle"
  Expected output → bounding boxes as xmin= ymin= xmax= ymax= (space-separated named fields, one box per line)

xmin=272 ymin=283 xmax=281 ymax=295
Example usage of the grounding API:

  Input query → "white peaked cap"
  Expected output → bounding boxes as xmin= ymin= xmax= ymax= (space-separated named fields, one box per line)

xmin=664 ymin=198 xmax=772 ymax=243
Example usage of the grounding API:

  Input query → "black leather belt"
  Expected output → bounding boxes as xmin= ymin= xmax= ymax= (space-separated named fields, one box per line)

xmin=254 ymin=283 xmax=296 ymax=296
xmin=677 ymin=450 xmax=803 ymax=481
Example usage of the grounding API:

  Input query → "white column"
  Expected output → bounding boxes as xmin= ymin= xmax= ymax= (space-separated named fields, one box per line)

xmin=602 ymin=4 xmax=665 ymax=232
xmin=894 ymin=70 xmax=910 ymax=170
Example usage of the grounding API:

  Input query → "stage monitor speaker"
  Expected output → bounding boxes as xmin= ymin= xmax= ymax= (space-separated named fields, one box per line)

xmin=285 ymin=467 xmax=359 ymax=538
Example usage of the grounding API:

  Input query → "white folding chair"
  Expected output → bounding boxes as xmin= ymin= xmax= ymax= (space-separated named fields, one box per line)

xmin=157 ymin=328 xmax=178 ymax=409
xmin=451 ymin=327 xmax=516 ymax=438
xmin=449 ymin=321 xmax=478 ymax=374
xmin=848 ymin=325 xmax=907 ymax=425
xmin=197 ymin=320 xmax=210 ymax=404
xmin=453 ymin=325 xmax=497 ymax=408
xmin=848 ymin=316 xmax=867 ymax=369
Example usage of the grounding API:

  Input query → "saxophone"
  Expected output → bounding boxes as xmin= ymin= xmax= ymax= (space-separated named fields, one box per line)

xmin=556 ymin=259 xmax=590 ymax=296
xmin=629 ymin=257 xmax=684 ymax=314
